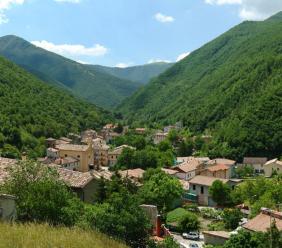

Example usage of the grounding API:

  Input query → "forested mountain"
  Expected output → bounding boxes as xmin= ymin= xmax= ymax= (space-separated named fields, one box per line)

xmin=90 ymin=62 xmax=173 ymax=84
xmin=0 ymin=56 xmax=111 ymax=158
xmin=118 ymin=12 xmax=282 ymax=159
xmin=0 ymin=35 xmax=141 ymax=109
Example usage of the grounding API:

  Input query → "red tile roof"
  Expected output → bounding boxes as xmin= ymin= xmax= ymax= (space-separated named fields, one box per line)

xmin=207 ymin=164 xmax=229 ymax=172
xmin=243 ymin=209 xmax=282 ymax=232
xmin=189 ymin=175 xmax=229 ymax=187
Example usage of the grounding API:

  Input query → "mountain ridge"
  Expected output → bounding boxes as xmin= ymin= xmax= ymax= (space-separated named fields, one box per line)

xmin=118 ymin=12 xmax=282 ymax=159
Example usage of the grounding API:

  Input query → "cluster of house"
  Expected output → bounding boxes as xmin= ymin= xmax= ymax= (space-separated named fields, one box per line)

xmin=39 ymin=124 xmax=135 ymax=173
xmin=203 ymin=207 xmax=282 ymax=246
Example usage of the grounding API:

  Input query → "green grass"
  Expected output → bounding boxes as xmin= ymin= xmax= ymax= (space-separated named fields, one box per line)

xmin=166 ymin=208 xmax=189 ymax=223
xmin=0 ymin=222 xmax=127 ymax=248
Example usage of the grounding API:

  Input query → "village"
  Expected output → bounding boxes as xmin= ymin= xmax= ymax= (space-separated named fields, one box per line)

xmin=1 ymin=122 xmax=282 ymax=248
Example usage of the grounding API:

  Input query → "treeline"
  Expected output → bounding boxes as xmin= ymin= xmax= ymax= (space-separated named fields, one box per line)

xmin=0 ymin=57 xmax=111 ymax=158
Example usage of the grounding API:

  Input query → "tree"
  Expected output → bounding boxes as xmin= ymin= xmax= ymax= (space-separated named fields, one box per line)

xmin=221 ymin=208 xmax=243 ymax=230
xmin=209 ymin=180 xmax=232 ymax=207
xmin=90 ymin=192 xmax=151 ymax=248
xmin=93 ymin=177 xmax=107 ymax=203
xmin=1 ymin=160 xmax=83 ymax=226
xmin=223 ymin=229 xmax=275 ymax=248
xmin=114 ymin=123 xmax=123 ymax=134
xmin=235 ymin=165 xmax=254 ymax=178
xmin=0 ymin=144 xmax=21 ymax=159
xmin=178 ymin=212 xmax=200 ymax=232
xmin=139 ymin=169 xmax=184 ymax=212
xmin=158 ymin=140 xmax=172 ymax=152
xmin=115 ymin=147 xmax=135 ymax=169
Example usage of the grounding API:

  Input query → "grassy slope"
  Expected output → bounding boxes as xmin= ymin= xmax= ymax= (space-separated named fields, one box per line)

xmin=91 ymin=62 xmax=173 ymax=84
xmin=119 ymin=12 xmax=282 ymax=158
xmin=0 ymin=223 xmax=127 ymax=248
xmin=0 ymin=35 xmax=140 ymax=109
xmin=0 ymin=56 xmax=111 ymax=155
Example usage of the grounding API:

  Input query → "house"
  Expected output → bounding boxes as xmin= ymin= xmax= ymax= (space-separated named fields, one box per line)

xmin=108 ymin=145 xmax=135 ymax=167
xmin=208 ymin=158 xmax=237 ymax=177
xmin=54 ymin=156 xmax=80 ymax=171
xmin=55 ymin=143 xmax=94 ymax=172
xmin=263 ymin=158 xmax=282 ymax=177
xmin=46 ymin=148 xmax=59 ymax=159
xmin=161 ymin=168 xmax=178 ymax=177
xmin=56 ymin=167 xmax=99 ymax=203
xmin=119 ymin=168 xmax=145 ymax=185
xmin=243 ymin=157 xmax=267 ymax=174
xmin=200 ymin=164 xmax=231 ymax=179
xmin=188 ymin=175 xmax=229 ymax=206
xmin=93 ymin=138 xmax=109 ymax=168
xmin=173 ymin=158 xmax=204 ymax=181
xmin=81 ymin=129 xmax=97 ymax=144
xmin=243 ymin=208 xmax=282 ymax=232
xmin=135 ymin=128 xmax=147 ymax=135
xmin=153 ymin=132 xmax=168 ymax=145
xmin=0 ymin=194 xmax=17 ymax=222
xmin=203 ymin=231 xmax=230 ymax=246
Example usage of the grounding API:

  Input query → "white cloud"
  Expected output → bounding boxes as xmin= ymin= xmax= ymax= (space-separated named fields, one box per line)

xmin=0 ymin=0 xmax=25 ymax=24
xmin=54 ymin=0 xmax=81 ymax=3
xmin=148 ymin=58 xmax=171 ymax=64
xmin=115 ymin=63 xmax=133 ymax=68
xmin=205 ymin=0 xmax=282 ymax=20
xmin=154 ymin=12 xmax=175 ymax=23
xmin=31 ymin=40 xmax=108 ymax=58
xmin=176 ymin=52 xmax=190 ymax=62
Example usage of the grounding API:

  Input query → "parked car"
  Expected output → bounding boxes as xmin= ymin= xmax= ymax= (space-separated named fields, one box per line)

xmin=189 ymin=243 xmax=199 ymax=248
xmin=182 ymin=231 xmax=199 ymax=240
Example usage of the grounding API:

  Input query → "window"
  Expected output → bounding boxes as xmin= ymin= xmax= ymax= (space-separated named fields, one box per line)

xmin=77 ymin=155 xmax=80 ymax=158
xmin=201 ymin=186 xmax=204 ymax=194
xmin=65 ymin=154 xmax=67 ymax=157
xmin=193 ymin=185 xmax=196 ymax=191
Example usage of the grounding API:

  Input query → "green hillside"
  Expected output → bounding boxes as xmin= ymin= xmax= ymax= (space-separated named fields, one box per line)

xmin=0 ymin=222 xmax=127 ymax=248
xmin=118 ymin=12 xmax=282 ymax=159
xmin=0 ymin=35 xmax=141 ymax=108
xmin=0 ymin=56 xmax=111 ymax=158
xmin=91 ymin=62 xmax=173 ymax=84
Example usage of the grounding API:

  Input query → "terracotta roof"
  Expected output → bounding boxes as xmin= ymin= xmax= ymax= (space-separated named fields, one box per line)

xmin=208 ymin=158 xmax=236 ymax=166
xmin=0 ymin=157 xmax=17 ymax=184
xmin=203 ymin=231 xmax=230 ymax=239
xmin=55 ymin=157 xmax=79 ymax=165
xmin=243 ymin=157 xmax=267 ymax=165
xmin=243 ymin=209 xmax=282 ymax=232
xmin=161 ymin=168 xmax=178 ymax=175
xmin=207 ymin=164 xmax=229 ymax=172
xmin=119 ymin=168 xmax=145 ymax=179
xmin=56 ymin=167 xmax=94 ymax=188
xmin=56 ymin=144 xmax=90 ymax=152
xmin=175 ymin=159 xmax=200 ymax=173
xmin=189 ymin=175 xmax=229 ymax=187
xmin=108 ymin=145 xmax=135 ymax=155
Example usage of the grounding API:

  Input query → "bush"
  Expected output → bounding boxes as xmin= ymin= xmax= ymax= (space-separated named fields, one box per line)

xmin=221 ymin=209 xmax=243 ymax=230
xmin=178 ymin=212 xmax=200 ymax=232
xmin=1 ymin=160 xmax=83 ymax=226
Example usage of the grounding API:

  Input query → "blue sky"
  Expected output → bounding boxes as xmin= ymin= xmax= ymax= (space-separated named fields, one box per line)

xmin=0 ymin=0 xmax=281 ymax=67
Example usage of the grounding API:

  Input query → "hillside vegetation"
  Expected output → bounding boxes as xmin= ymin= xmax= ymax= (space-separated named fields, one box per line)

xmin=119 ymin=12 xmax=282 ymax=160
xmin=0 ymin=56 xmax=110 ymax=158
xmin=0 ymin=223 xmax=127 ymax=248
xmin=0 ymin=35 xmax=141 ymax=108
xmin=91 ymin=62 xmax=173 ymax=84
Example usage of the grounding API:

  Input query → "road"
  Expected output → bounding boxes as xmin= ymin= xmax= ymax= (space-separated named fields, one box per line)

xmin=172 ymin=233 xmax=204 ymax=248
